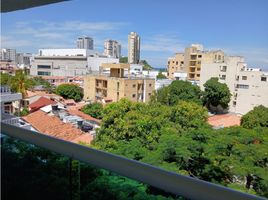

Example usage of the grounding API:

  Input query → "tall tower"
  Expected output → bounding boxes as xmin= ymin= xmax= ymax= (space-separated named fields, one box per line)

xmin=104 ymin=40 xmax=121 ymax=58
xmin=76 ymin=36 xmax=93 ymax=50
xmin=128 ymin=32 xmax=140 ymax=64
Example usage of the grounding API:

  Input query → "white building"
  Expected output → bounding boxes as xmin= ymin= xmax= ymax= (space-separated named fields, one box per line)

xmin=128 ymin=32 xmax=140 ymax=64
xmin=200 ymin=56 xmax=268 ymax=115
xmin=104 ymin=40 xmax=121 ymax=58
xmin=1 ymin=48 xmax=16 ymax=62
xmin=77 ymin=36 xmax=94 ymax=50
xmin=31 ymin=49 xmax=119 ymax=76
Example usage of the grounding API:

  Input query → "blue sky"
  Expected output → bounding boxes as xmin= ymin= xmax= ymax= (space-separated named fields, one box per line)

xmin=2 ymin=0 xmax=268 ymax=69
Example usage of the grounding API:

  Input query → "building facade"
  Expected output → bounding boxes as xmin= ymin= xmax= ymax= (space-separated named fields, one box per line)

xmin=200 ymin=56 xmax=268 ymax=115
xmin=77 ymin=36 xmax=94 ymax=50
xmin=128 ymin=32 xmax=140 ymax=64
xmin=1 ymin=48 xmax=16 ymax=63
xmin=104 ymin=40 xmax=121 ymax=58
xmin=84 ymin=63 xmax=155 ymax=103
xmin=167 ymin=44 xmax=225 ymax=82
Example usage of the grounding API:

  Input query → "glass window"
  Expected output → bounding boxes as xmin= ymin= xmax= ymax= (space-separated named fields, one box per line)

xmin=37 ymin=65 xmax=51 ymax=69
xmin=261 ymin=77 xmax=267 ymax=82
xmin=242 ymin=76 xmax=247 ymax=80
xmin=37 ymin=71 xmax=51 ymax=76
xmin=132 ymin=94 xmax=136 ymax=98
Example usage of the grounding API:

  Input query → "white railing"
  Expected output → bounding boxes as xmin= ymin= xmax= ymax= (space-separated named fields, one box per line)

xmin=0 ymin=123 xmax=265 ymax=200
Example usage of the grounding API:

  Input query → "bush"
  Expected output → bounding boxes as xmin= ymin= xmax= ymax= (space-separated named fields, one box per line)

xmin=81 ymin=103 xmax=103 ymax=119
xmin=241 ymin=105 xmax=268 ymax=129
xmin=55 ymin=84 xmax=83 ymax=102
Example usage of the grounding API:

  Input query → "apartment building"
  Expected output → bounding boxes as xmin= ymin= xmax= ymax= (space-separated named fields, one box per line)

xmin=104 ymin=40 xmax=121 ymax=58
xmin=0 ymin=48 xmax=16 ymax=63
xmin=84 ymin=63 xmax=155 ymax=103
xmin=167 ymin=44 xmax=224 ymax=82
xmin=77 ymin=36 xmax=94 ymax=50
xmin=200 ymin=56 xmax=268 ymax=115
xmin=128 ymin=32 xmax=140 ymax=64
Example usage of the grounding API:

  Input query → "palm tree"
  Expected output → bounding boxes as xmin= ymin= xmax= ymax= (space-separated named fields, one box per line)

xmin=11 ymin=70 xmax=33 ymax=99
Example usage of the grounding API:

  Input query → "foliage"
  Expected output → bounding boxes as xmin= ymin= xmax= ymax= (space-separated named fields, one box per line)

xmin=30 ymin=77 xmax=53 ymax=92
xmin=81 ymin=103 xmax=103 ymax=119
xmin=92 ymin=99 xmax=268 ymax=198
xmin=241 ymin=105 xmax=268 ymax=129
xmin=10 ymin=70 xmax=34 ymax=98
xmin=202 ymin=78 xmax=231 ymax=111
xmin=2 ymin=137 xmax=179 ymax=200
xmin=14 ymin=108 xmax=30 ymax=116
xmin=1 ymin=72 xmax=12 ymax=85
xmin=119 ymin=56 xmax=128 ymax=63
xmin=156 ymin=72 xmax=167 ymax=79
xmin=140 ymin=60 xmax=153 ymax=70
xmin=151 ymin=80 xmax=202 ymax=105
xmin=55 ymin=84 xmax=83 ymax=102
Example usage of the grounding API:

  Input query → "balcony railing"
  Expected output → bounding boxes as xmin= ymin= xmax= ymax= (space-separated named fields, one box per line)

xmin=1 ymin=122 xmax=265 ymax=200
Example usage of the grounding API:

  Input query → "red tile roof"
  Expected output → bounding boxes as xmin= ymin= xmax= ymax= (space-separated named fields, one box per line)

xmin=29 ymin=97 xmax=56 ymax=112
xmin=23 ymin=110 xmax=93 ymax=144
xmin=208 ymin=114 xmax=241 ymax=128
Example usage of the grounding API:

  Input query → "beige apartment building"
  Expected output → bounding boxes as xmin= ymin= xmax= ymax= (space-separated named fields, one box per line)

xmin=84 ymin=63 xmax=155 ymax=103
xmin=200 ymin=56 xmax=268 ymax=115
xmin=128 ymin=32 xmax=140 ymax=64
xmin=167 ymin=44 xmax=225 ymax=81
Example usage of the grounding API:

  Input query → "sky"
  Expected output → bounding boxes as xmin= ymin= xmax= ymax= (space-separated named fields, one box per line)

xmin=1 ymin=0 xmax=268 ymax=69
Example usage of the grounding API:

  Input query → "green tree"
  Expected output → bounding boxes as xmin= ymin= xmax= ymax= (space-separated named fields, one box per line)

xmin=55 ymin=84 xmax=83 ymax=102
xmin=30 ymin=77 xmax=53 ymax=93
xmin=151 ymin=80 xmax=202 ymax=105
xmin=119 ymin=56 xmax=128 ymax=63
xmin=241 ymin=105 xmax=268 ymax=129
xmin=140 ymin=60 xmax=153 ymax=70
xmin=1 ymin=72 xmax=12 ymax=85
xmin=81 ymin=103 xmax=103 ymax=119
xmin=202 ymin=78 xmax=231 ymax=112
xmin=10 ymin=70 xmax=34 ymax=98
xmin=156 ymin=72 xmax=167 ymax=79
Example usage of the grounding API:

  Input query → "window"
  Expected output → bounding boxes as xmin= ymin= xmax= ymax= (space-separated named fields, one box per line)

xmin=168 ymin=61 xmax=170 ymax=64
xmin=148 ymin=93 xmax=151 ymax=96
xmin=37 ymin=71 xmax=51 ymax=76
xmin=117 ymin=82 xmax=119 ymax=90
xmin=176 ymin=61 xmax=178 ymax=65
xmin=236 ymin=84 xmax=249 ymax=89
xmin=37 ymin=65 xmax=51 ymax=69
xmin=233 ymin=101 xmax=237 ymax=106
xmin=261 ymin=77 xmax=267 ymax=82
xmin=220 ymin=74 xmax=226 ymax=80
xmin=198 ymin=55 xmax=202 ymax=58
xmin=181 ymin=61 xmax=184 ymax=64
xmin=242 ymin=76 xmax=247 ymax=80
xmin=220 ymin=66 xmax=227 ymax=72
xmin=132 ymin=94 xmax=136 ymax=98
xmin=149 ymin=83 xmax=152 ymax=87
xmin=132 ymin=84 xmax=136 ymax=88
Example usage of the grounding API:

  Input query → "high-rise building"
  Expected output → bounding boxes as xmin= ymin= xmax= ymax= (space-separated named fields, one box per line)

xmin=167 ymin=44 xmax=224 ymax=82
xmin=1 ymin=48 xmax=16 ymax=62
xmin=104 ymin=40 xmax=121 ymax=58
xmin=200 ymin=56 xmax=268 ymax=115
xmin=77 ymin=37 xmax=94 ymax=50
xmin=128 ymin=32 xmax=140 ymax=64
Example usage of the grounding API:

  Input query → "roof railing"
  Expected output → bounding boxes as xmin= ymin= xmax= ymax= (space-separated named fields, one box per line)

xmin=1 ymin=122 xmax=265 ymax=200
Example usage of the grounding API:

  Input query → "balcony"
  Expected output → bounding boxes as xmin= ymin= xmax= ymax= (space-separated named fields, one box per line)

xmin=1 ymin=122 xmax=264 ymax=200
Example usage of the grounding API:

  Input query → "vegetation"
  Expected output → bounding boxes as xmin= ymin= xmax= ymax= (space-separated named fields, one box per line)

xmin=81 ymin=103 xmax=103 ymax=119
xmin=140 ymin=60 xmax=153 ymax=70
xmin=151 ymin=80 xmax=202 ymax=105
xmin=241 ymin=105 xmax=268 ymax=129
xmin=202 ymin=78 xmax=231 ymax=113
xmin=14 ymin=108 xmax=30 ymax=116
xmin=2 ymin=137 xmax=181 ymax=200
xmin=156 ymin=72 xmax=167 ymax=79
xmin=119 ymin=56 xmax=128 ymax=63
xmin=1 ymin=72 xmax=12 ymax=85
xmin=31 ymin=76 xmax=53 ymax=92
xmin=55 ymin=84 xmax=83 ymax=102
xmin=92 ymin=99 xmax=268 ymax=198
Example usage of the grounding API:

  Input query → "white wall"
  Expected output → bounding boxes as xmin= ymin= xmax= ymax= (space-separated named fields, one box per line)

xmin=39 ymin=49 xmax=96 ymax=57
xmin=87 ymin=56 xmax=119 ymax=71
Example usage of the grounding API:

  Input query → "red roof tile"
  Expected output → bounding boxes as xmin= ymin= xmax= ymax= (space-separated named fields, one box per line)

xmin=208 ymin=114 xmax=241 ymax=128
xmin=29 ymin=97 xmax=56 ymax=112
xmin=23 ymin=110 xmax=93 ymax=144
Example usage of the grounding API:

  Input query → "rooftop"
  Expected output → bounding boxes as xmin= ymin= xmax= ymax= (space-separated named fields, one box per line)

xmin=29 ymin=96 xmax=56 ymax=112
xmin=101 ymin=63 xmax=130 ymax=69
xmin=208 ymin=114 xmax=241 ymax=128
xmin=22 ymin=110 xmax=93 ymax=144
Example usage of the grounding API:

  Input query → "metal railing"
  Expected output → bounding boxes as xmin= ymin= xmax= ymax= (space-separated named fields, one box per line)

xmin=1 ymin=122 xmax=265 ymax=200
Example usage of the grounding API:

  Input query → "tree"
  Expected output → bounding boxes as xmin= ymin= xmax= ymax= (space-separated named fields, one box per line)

xmin=202 ymin=78 xmax=231 ymax=112
xmin=10 ymin=70 xmax=34 ymax=98
xmin=1 ymin=72 xmax=12 ymax=85
xmin=55 ymin=84 xmax=83 ymax=102
xmin=156 ymin=72 xmax=167 ymax=79
xmin=151 ymin=80 xmax=202 ymax=105
xmin=140 ymin=60 xmax=153 ymax=70
xmin=81 ymin=103 xmax=103 ymax=119
xmin=119 ymin=57 xmax=128 ymax=63
xmin=30 ymin=77 xmax=53 ymax=93
xmin=241 ymin=105 xmax=268 ymax=129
